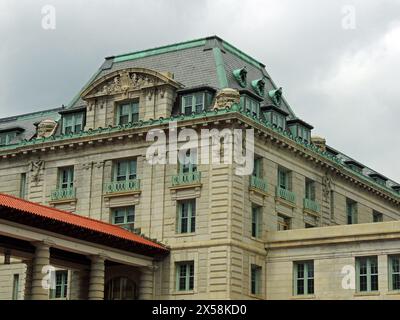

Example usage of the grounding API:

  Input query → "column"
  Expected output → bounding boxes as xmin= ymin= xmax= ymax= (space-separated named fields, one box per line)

xmin=88 ymin=255 xmax=105 ymax=300
xmin=30 ymin=242 xmax=51 ymax=300
xmin=138 ymin=265 xmax=155 ymax=300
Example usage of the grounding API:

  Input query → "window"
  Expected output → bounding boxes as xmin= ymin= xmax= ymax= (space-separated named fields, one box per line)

xmin=346 ymin=199 xmax=357 ymax=224
xmin=0 ymin=131 xmax=17 ymax=146
xmin=62 ymin=112 xmax=84 ymax=134
xmin=177 ymin=199 xmax=196 ymax=234
xmin=50 ymin=270 xmax=68 ymax=299
xmin=251 ymin=265 xmax=262 ymax=295
xmin=251 ymin=206 xmax=262 ymax=238
xmin=12 ymin=274 xmax=19 ymax=300
xmin=240 ymin=95 xmax=260 ymax=117
xmin=278 ymin=167 xmax=291 ymax=190
xmin=271 ymin=113 xmax=285 ymax=130
xmin=117 ymin=101 xmax=139 ymax=125
xmin=179 ymin=149 xmax=197 ymax=174
xmin=112 ymin=207 xmax=135 ymax=229
xmin=114 ymin=159 xmax=137 ymax=181
xmin=106 ymin=277 xmax=137 ymax=300
xmin=277 ymin=214 xmax=291 ymax=231
xmin=20 ymin=173 xmax=27 ymax=199
xmin=294 ymin=261 xmax=314 ymax=295
xmin=330 ymin=191 xmax=335 ymax=220
xmin=176 ymin=262 xmax=194 ymax=291
xmin=298 ymin=126 xmax=311 ymax=143
xmin=389 ymin=255 xmax=400 ymax=291
xmin=181 ymin=93 xmax=206 ymax=115
xmin=58 ymin=167 xmax=74 ymax=189
xmin=305 ymin=178 xmax=316 ymax=201
xmin=356 ymin=256 xmax=378 ymax=292
xmin=252 ymin=158 xmax=262 ymax=178
xmin=372 ymin=211 xmax=383 ymax=222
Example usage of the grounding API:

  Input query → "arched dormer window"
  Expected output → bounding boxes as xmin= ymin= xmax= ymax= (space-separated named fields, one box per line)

xmin=251 ymin=79 xmax=265 ymax=97
xmin=233 ymin=67 xmax=247 ymax=88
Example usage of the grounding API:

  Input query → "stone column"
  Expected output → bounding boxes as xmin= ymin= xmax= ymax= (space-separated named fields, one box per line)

xmin=88 ymin=255 xmax=105 ymax=300
xmin=30 ymin=242 xmax=51 ymax=300
xmin=138 ymin=265 xmax=155 ymax=300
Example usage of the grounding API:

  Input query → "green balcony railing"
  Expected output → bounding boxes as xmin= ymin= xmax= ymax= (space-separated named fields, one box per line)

xmin=104 ymin=179 xmax=141 ymax=194
xmin=51 ymin=187 xmax=76 ymax=201
xmin=303 ymin=198 xmax=320 ymax=213
xmin=172 ymin=171 xmax=201 ymax=187
xmin=276 ymin=186 xmax=296 ymax=204
xmin=250 ymin=176 xmax=268 ymax=193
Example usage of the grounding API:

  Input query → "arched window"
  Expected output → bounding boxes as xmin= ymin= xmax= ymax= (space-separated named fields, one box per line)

xmin=105 ymin=277 xmax=137 ymax=300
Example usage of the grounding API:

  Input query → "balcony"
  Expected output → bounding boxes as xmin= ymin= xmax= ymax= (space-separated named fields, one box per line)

xmin=104 ymin=179 xmax=141 ymax=194
xmin=171 ymin=171 xmax=201 ymax=187
xmin=303 ymin=198 xmax=320 ymax=214
xmin=51 ymin=187 xmax=76 ymax=202
xmin=275 ymin=186 xmax=296 ymax=204
xmin=250 ymin=176 xmax=268 ymax=194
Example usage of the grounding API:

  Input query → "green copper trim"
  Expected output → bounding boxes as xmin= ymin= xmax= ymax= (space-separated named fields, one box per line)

xmin=114 ymin=39 xmax=207 ymax=63
xmin=222 ymin=41 xmax=263 ymax=69
xmin=213 ymin=47 xmax=229 ymax=88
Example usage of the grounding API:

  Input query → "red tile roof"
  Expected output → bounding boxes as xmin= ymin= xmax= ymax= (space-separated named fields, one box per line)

xmin=0 ymin=193 xmax=168 ymax=255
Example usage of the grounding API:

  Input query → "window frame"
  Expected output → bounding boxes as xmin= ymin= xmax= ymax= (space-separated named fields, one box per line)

xmin=181 ymin=92 xmax=207 ymax=115
xmin=62 ymin=112 xmax=85 ymax=135
xmin=50 ymin=270 xmax=68 ymax=299
xmin=113 ymin=159 xmax=137 ymax=182
xmin=251 ymin=205 xmax=262 ymax=238
xmin=293 ymin=261 xmax=314 ymax=296
xmin=305 ymin=178 xmax=316 ymax=201
xmin=250 ymin=264 xmax=262 ymax=295
xmin=372 ymin=211 xmax=383 ymax=223
xmin=58 ymin=167 xmax=74 ymax=189
xmin=179 ymin=149 xmax=197 ymax=175
xmin=389 ymin=255 xmax=400 ymax=291
xmin=346 ymin=199 xmax=358 ymax=225
xmin=277 ymin=214 xmax=291 ymax=231
xmin=278 ymin=167 xmax=292 ymax=190
xmin=0 ymin=131 xmax=17 ymax=146
xmin=176 ymin=262 xmax=195 ymax=292
xmin=240 ymin=95 xmax=260 ymax=118
xmin=116 ymin=101 xmax=139 ymax=125
xmin=112 ymin=207 xmax=135 ymax=226
xmin=177 ymin=199 xmax=196 ymax=234
xmin=356 ymin=256 xmax=379 ymax=293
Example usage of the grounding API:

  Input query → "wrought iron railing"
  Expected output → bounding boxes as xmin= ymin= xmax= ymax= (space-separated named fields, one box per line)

xmin=171 ymin=171 xmax=201 ymax=187
xmin=303 ymin=198 xmax=320 ymax=213
xmin=51 ymin=187 xmax=76 ymax=201
xmin=250 ymin=176 xmax=268 ymax=193
xmin=276 ymin=186 xmax=296 ymax=203
xmin=104 ymin=179 xmax=141 ymax=194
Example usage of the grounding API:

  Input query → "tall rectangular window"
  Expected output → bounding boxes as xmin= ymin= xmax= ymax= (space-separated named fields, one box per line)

xmin=305 ymin=178 xmax=316 ymax=201
xmin=50 ymin=270 xmax=68 ymax=299
xmin=58 ymin=167 xmax=74 ymax=189
xmin=294 ymin=261 xmax=314 ymax=295
xmin=251 ymin=264 xmax=262 ymax=295
xmin=62 ymin=112 xmax=84 ymax=134
xmin=114 ymin=159 xmax=137 ymax=181
xmin=278 ymin=167 xmax=291 ymax=190
xmin=12 ymin=274 xmax=19 ymax=300
xmin=252 ymin=158 xmax=262 ymax=178
xmin=177 ymin=199 xmax=196 ymax=234
xmin=251 ymin=206 xmax=262 ymax=238
xmin=240 ymin=95 xmax=260 ymax=117
xmin=389 ymin=255 xmax=400 ymax=291
xmin=0 ymin=131 xmax=17 ymax=146
xmin=346 ymin=199 xmax=357 ymax=224
xmin=372 ymin=211 xmax=383 ymax=222
xmin=176 ymin=262 xmax=194 ymax=291
xmin=356 ymin=256 xmax=378 ymax=292
xmin=112 ymin=207 xmax=135 ymax=229
xmin=20 ymin=173 xmax=27 ymax=199
xmin=117 ymin=101 xmax=139 ymax=125
xmin=330 ymin=191 xmax=335 ymax=220
xmin=179 ymin=149 xmax=197 ymax=174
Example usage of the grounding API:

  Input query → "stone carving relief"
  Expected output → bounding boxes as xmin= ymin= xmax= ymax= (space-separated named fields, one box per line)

xmin=30 ymin=160 xmax=45 ymax=185
xmin=36 ymin=119 xmax=58 ymax=138
xmin=213 ymin=88 xmax=241 ymax=109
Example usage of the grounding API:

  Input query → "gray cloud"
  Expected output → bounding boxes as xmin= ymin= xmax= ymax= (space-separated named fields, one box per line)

xmin=1 ymin=0 xmax=400 ymax=181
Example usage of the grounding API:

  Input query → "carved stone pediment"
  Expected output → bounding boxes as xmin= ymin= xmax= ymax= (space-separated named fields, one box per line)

xmin=81 ymin=68 xmax=183 ymax=100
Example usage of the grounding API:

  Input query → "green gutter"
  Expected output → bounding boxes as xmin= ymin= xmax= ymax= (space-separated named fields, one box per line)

xmin=213 ymin=47 xmax=228 ymax=88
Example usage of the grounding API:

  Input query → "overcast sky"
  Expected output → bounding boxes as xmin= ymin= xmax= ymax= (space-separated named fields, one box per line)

xmin=1 ymin=0 xmax=399 ymax=181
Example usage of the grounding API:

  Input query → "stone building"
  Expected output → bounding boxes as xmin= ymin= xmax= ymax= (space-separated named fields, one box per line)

xmin=0 ymin=36 xmax=399 ymax=300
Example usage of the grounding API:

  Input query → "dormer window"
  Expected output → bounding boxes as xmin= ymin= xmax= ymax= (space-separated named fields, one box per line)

xmin=392 ymin=185 xmax=400 ymax=194
xmin=261 ymin=105 xmax=288 ymax=130
xmin=0 ymin=128 xmax=23 ymax=146
xmin=287 ymin=119 xmax=313 ymax=143
xmin=62 ymin=112 xmax=85 ymax=134
xmin=269 ymin=87 xmax=283 ymax=106
xmin=233 ymin=67 xmax=247 ymax=88
xmin=180 ymin=91 xmax=213 ymax=115
xmin=344 ymin=160 xmax=364 ymax=174
xmin=117 ymin=101 xmax=139 ymax=125
xmin=251 ymin=79 xmax=265 ymax=97
xmin=240 ymin=95 xmax=260 ymax=117
xmin=369 ymin=173 xmax=388 ymax=186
